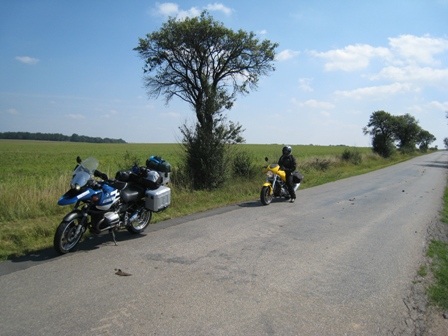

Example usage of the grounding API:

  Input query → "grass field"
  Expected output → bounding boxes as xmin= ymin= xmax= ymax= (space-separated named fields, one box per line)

xmin=0 ymin=140 xmax=421 ymax=260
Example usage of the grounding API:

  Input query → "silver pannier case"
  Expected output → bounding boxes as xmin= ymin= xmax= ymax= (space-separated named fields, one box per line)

xmin=145 ymin=186 xmax=171 ymax=212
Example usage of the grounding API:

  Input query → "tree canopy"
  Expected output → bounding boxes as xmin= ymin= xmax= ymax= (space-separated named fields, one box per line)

xmin=362 ymin=111 xmax=397 ymax=157
xmin=363 ymin=111 xmax=436 ymax=156
xmin=134 ymin=11 xmax=278 ymax=131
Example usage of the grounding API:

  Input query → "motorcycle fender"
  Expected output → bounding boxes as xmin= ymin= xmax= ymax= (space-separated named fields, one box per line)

xmin=62 ymin=209 xmax=84 ymax=222
xmin=262 ymin=183 xmax=273 ymax=192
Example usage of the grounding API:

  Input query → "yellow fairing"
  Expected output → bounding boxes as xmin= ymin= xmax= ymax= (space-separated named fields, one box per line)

xmin=267 ymin=164 xmax=286 ymax=181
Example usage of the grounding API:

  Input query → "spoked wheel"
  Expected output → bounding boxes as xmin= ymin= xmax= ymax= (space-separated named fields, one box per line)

xmin=54 ymin=218 xmax=85 ymax=254
xmin=127 ymin=207 xmax=152 ymax=234
xmin=260 ymin=186 xmax=273 ymax=205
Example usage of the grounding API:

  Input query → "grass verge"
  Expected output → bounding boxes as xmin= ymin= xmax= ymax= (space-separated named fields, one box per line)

xmin=426 ymin=182 xmax=448 ymax=310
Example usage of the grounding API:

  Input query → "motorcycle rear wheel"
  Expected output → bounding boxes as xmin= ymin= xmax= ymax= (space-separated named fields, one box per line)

xmin=127 ymin=208 xmax=152 ymax=234
xmin=54 ymin=218 xmax=85 ymax=254
xmin=260 ymin=186 xmax=273 ymax=205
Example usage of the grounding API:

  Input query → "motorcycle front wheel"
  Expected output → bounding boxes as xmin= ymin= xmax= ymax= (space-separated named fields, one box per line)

xmin=54 ymin=218 xmax=85 ymax=254
xmin=260 ymin=186 xmax=273 ymax=205
xmin=127 ymin=207 xmax=152 ymax=234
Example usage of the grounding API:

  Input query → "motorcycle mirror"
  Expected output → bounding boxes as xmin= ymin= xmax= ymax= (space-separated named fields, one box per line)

xmin=264 ymin=157 xmax=269 ymax=162
xmin=76 ymin=156 xmax=82 ymax=164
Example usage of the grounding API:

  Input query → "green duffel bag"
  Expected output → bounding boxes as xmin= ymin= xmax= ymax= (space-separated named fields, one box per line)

xmin=146 ymin=156 xmax=171 ymax=173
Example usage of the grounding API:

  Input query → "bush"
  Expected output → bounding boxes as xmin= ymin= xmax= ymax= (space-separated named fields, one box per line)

xmin=299 ymin=157 xmax=334 ymax=172
xmin=169 ymin=165 xmax=193 ymax=190
xmin=179 ymin=123 xmax=232 ymax=190
xmin=399 ymin=144 xmax=417 ymax=155
xmin=117 ymin=150 xmax=141 ymax=170
xmin=372 ymin=134 xmax=395 ymax=158
xmin=341 ymin=148 xmax=362 ymax=165
xmin=232 ymin=151 xmax=258 ymax=178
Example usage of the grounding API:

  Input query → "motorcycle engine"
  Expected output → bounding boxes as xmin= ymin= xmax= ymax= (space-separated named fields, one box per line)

xmin=273 ymin=183 xmax=281 ymax=196
xmin=94 ymin=212 xmax=120 ymax=232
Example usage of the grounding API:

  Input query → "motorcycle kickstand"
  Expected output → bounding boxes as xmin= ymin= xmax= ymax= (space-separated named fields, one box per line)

xmin=109 ymin=229 xmax=117 ymax=246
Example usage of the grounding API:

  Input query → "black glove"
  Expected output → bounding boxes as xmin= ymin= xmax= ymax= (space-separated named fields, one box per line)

xmin=94 ymin=170 xmax=108 ymax=181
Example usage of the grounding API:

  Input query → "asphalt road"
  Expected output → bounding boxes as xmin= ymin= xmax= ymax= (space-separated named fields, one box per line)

xmin=1 ymin=151 xmax=447 ymax=336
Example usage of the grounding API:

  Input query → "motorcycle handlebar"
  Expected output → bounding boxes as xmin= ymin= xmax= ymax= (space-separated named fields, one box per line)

xmin=93 ymin=169 xmax=108 ymax=181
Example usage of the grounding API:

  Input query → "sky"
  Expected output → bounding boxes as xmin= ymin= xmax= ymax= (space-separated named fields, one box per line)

xmin=1 ymin=1 xmax=448 ymax=148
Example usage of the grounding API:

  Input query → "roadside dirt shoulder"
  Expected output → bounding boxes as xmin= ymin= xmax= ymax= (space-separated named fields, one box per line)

xmin=416 ymin=216 xmax=448 ymax=335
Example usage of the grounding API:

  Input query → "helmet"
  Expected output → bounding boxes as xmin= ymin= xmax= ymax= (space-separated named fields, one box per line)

xmin=282 ymin=145 xmax=292 ymax=155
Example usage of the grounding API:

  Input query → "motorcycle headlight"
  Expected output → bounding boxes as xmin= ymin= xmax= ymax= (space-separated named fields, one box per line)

xmin=266 ymin=171 xmax=274 ymax=178
xmin=70 ymin=183 xmax=81 ymax=190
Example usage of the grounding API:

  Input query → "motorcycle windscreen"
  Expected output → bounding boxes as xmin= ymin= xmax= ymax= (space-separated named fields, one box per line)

xmin=74 ymin=157 xmax=99 ymax=174
xmin=70 ymin=171 xmax=91 ymax=188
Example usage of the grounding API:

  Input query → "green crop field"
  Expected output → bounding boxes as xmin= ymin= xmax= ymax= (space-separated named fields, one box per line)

xmin=0 ymin=140 xmax=372 ymax=178
xmin=0 ymin=140 xmax=418 ymax=260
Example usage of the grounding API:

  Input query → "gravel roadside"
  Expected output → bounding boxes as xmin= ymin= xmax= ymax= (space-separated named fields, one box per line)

xmin=408 ymin=213 xmax=448 ymax=335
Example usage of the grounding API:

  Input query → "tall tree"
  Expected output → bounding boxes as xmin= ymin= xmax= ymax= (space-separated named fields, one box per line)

xmin=135 ymin=11 xmax=278 ymax=189
xmin=393 ymin=113 xmax=422 ymax=153
xmin=417 ymin=129 xmax=436 ymax=152
xmin=363 ymin=111 xmax=396 ymax=157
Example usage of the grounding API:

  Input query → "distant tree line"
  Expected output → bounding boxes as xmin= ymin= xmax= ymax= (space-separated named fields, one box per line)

xmin=363 ymin=111 xmax=436 ymax=158
xmin=0 ymin=132 xmax=126 ymax=144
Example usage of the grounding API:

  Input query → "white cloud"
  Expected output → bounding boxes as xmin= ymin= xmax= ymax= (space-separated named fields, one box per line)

xmin=388 ymin=34 xmax=448 ymax=66
xmin=370 ymin=65 xmax=448 ymax=87
xmin=310 ymin=34 xmax=448 ymax=79
xmin=15 ymin=56 xmax=40 ymax=65
xmin=155 ymin=2 xmax=178 ymax=16
xmin=7 ymin=108 xmax=19 ymax=115
xmin=276 ymin=49 xmax=300 ymax=61
xmin=311 ymin=44 xmax=391 ymax=71
xmin=177 ymin=8 xmax=201 ymax=20
xmin=291 ymin=98 xmax=334 ymax=109
xmin=428 ymin=100 xmax=448 ymax=111
xmin=155 ymin=2 xmax=232 ymax=19
xmin=160 ymin=111 xmax=181 ymax=118
xmin=298 ymin=78 xmax=314 ymax=92
xmin=101 ymin=110 xmax=119 ymax=119
xmin=65 ymin=114 xmax=86 ymax=120
xmin=205 ymin=3 xmax=233 ymax=15
xmin=335 ymin=83 xmax=415 ymax=100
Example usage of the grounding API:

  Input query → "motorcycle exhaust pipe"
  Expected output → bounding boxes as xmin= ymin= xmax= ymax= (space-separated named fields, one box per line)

xmin=129 ymin=210 xmax=141 ymax=223
xmin=95 ymin=212 xmax=120 ymax=233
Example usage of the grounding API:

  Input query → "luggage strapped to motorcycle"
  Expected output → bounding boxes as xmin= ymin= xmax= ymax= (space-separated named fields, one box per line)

xmin=146 ymin=155 xmax=171 ymax=173
xmin=292 ymin=171 xmax=303 ymax=183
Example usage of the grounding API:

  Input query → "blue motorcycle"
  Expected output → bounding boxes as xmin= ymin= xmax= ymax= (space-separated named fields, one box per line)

xmin=54 ymin=156 xmax=153 ymax=254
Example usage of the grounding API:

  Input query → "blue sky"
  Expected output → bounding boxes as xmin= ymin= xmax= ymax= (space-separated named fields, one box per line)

xmin=1 ymin=1 xmax=447 ymax=148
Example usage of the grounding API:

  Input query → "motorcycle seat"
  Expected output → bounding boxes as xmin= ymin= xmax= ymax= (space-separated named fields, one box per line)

xmin=121 ymin=184 xmax=145 ymax=203
xmin=108 ymin=179 xmax=127 ymax=190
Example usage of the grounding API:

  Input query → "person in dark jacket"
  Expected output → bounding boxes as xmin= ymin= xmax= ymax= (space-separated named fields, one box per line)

xmin=278 ymin=145 xmax=297 ymax=202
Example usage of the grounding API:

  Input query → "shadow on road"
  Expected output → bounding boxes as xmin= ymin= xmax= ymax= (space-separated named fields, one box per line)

xmin=238 ymin=200 xmax=261 ymax=207
xmin=238 ymin=198 xmax=292 ymax=207
xmin=0 ymin=232 xmax=147 ymax=276
xmin=417 ymin=161 xmax=448 ymax=169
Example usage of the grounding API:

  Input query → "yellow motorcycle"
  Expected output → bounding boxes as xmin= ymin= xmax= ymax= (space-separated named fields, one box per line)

xmin=260 ymin=157 xmax=302 ymax=205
